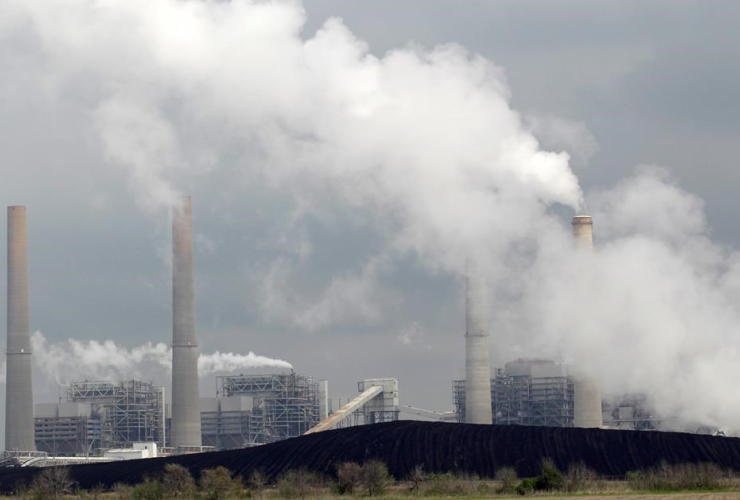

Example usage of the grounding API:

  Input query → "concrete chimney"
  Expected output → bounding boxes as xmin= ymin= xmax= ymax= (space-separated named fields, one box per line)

xmin=5 ymin=206 xmax=35 ymax=451
xmin=571 ymin=215 xmax=603 ymax=428
xmin=171 ymin=196 xmax=202 ymax=448
xmin=464 ymin=265 xmax=492 ymax=424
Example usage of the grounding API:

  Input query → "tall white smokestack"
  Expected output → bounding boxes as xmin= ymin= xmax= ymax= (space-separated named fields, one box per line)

xmin=171 ymin=196 xmax=202 ymax=448
xmin=571 ymin=215 xmax=603 ymax=428
xmin=5 ymin=206 xmax=35 ymax=451
xmin=464 ymin=264 xmax=492 ymax=424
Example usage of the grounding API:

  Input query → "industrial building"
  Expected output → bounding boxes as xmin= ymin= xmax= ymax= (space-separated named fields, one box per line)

xmin=454 ymin=358 xmax=574 ymax=427
xmin=34 ymin=380 xmax=165 ymax=456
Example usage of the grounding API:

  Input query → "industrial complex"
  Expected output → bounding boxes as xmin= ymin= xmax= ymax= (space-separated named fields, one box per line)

xmin=1 ymin=201 xmax=667 ymax=466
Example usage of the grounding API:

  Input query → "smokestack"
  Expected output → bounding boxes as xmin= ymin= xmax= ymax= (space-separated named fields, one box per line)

xmin=171 ymin=196 xmax=202 ymax=448
xmin=571 ymin=215 xmax=603 ymax=428
xmin=464 ymin=264 xmax=492 ymax=424
xmin=5 ymin=206 xmax=34 ymax=451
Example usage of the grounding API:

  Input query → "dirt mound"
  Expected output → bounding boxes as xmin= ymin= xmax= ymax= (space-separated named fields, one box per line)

xmin=2 ymin=421 xmax=740 ymax=492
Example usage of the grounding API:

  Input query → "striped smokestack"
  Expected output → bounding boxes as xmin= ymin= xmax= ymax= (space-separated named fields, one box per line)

xmin=571 ymin=215 xmax=603 ymax=428
xmin=171 ymin=196 xmax=202 ymax=448
xmin=5 ymin=206 xmax=34 ymax=451
xmin=464 ymin=264 xmax=492 ymax=424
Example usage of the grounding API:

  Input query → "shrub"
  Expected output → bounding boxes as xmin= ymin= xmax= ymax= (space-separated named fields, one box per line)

xmin=200 ymin=466 xmax=243 ymax=500
xmin=336 ymin=462 xmax=363 ymax=495
xmin=131 ymin=479 xmax=165 ymax=500
xmin=536 ymin=458 xmax=564 ymax=491
xmin=495 ymin=467 xmax=518 ymax=494
xmin=626 ymin=462 xmax=724 ymax=491
xmin=28 ymin=466 xmax=75 ymax=499
xmin=361 ymin=460 xmax=392 ymax=496
xmin=248 ymin=469 xmax=267 ymax=498
xmin=276 ymin=469 xmax=321 ymax=499
xmin=515 ymin=477 xmax=537 ymax=496
xmin=422 ymin=472 xmax=476 ymax=496
xmin=408 ymin=464 xmax=425 ymax=494
xmin=160 ymin=463 xmax=197 ymax=498
xmin=565 ymin=462 xmax=599 ymax=492
xmin=111 ymin=482 xmax=134 ymax=499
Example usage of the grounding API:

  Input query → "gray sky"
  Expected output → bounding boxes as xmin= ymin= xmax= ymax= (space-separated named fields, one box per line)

xmin=1 ymin=0 xmax=740 ymax=445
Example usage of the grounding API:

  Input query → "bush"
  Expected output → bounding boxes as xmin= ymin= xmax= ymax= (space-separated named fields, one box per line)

xmin=160 ymin=464 xmax=197 ymax=498
xmin=626 ymin=462 xmax=724 ymax=491
xmin=361 ymin=460 xmax=392 ymax=496
xmin=200 ymin=466 xmax=243 ymax=500
xmin=515 ymin=477 xmax=537 ymax=496
xmin=336 ymin=462 xmax=363 ymax=495
xmin=422 ymin=472 xmax=476 ymax=496
xmin=28 ymin=466 xmax=75 ymax=499
xmin=565 ymin=462 xmax=599 ymax=492
xmin=536 ymin=458 xmax=564 ymax=491
xmin=495 ymin=467 xmax=518 ymax=494
xmin=276 ymin=469 xmax=321 ymax=499
xmin=248 ymin=469 xmax=267 ymax=497
xmin=408 ymin=464 xmax=425 ymax=494
xmin=131 ymin=479 xmax=165 ymax=500
xmin=111 ymin=482 xmax=134 ymax=499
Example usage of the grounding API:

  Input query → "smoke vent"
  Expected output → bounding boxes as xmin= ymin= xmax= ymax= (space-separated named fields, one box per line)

xmin=171 ymin=196 xmax=202 ymax=447
xmin=464 ymin=266 xmax=492 ymax=424
xmin=5 ymin=206 xmax=35 ymax=451
xmin=571 ymin=215 xmax=603 ymax=428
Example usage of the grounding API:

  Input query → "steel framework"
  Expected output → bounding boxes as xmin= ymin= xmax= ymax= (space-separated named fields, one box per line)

xmin=67 ymin=380 xmax=165 ymax=449
xmin=454 ymin=369 xmax=574 ymax=427
xmin=215 ymin=372 xmax=320 ymax=445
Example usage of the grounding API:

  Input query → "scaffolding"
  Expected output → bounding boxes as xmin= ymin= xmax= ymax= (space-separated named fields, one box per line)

xmin=67 ymin=380 xmax=166 ymax=449
xmin=215 ymin=372 xmax=320 ymax=445
xmin=454 ymin=359 xmax=574 ymax=427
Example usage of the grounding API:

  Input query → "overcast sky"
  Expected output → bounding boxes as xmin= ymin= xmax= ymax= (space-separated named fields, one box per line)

xmin=1 ymin=0 xmax=740 ymax=445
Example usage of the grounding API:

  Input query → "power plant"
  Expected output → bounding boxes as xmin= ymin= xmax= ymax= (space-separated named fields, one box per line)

xmin=5 ymin=206 xmax=34 ymax=452
xmin=1 ymin=203 xmax=659 ymax=464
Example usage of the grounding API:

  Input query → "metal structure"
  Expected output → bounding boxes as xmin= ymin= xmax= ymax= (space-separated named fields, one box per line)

xmin=464 ymin=264 xmax=492 ymax=424
xmin=215 ymin=372 xmax=320 ymax=445
xmin=5 ymin=206 xmax=35 ymax=451
xmin=307 ymin=378 xmax=399 ymax=434
xmin=454 ymin=359 xmax=574 ymax=427
xmin=571 ymin=215 xmax=604 ymax=429
xmin=602 ymin=395 xmax=661 ymax=431
xmin=34 ymin=380 xmax=165 ymax=455
xmin=171 ymin=196 xmax=202 ymax=448
xmin=200 ymin=397 xmax=252 ymax=450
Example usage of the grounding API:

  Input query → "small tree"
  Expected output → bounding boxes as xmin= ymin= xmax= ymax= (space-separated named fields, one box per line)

xmin=160 ymin=463 xmax=197 ymax=498
xmin=131 ymin=478 xmax=165 ymax=500
xmin=361 ymin=460 xmax=392 ymax=496
xmin=336 ymin=462 xmax=362 ymax=495
xmin=199 ymin=467 xmax=243 ymax=500
xmin=277 ymin=469 xmax=320 ymax=499
xmin=536 ymin=458 xmax=564 ymax=491
xmin=495 ymin=467 xmax=518 ymax=494
xmin=408 ymin=464 xmax=425 ymax=494
xmin=29 ymin=466 xmax=75 ymax=499
xmin=248 ymin=469 xmax=267 ymax=498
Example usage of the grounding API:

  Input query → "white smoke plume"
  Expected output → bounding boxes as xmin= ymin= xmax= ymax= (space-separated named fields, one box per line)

xmin=29 ymin=331 xmax=291 ymax=385
xmin=2 ymin=0 xmax=740 ymax=432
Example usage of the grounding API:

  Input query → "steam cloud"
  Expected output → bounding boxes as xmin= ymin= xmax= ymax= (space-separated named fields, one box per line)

xmin=29 ymin=331 xmax=291 ymax=385
xmin=1 ymin=0 xmax=740 ymax=432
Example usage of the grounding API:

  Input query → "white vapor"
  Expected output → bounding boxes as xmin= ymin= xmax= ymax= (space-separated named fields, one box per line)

xmin=3 ymin=0 xmax=740 ymax=432
xmin=29 ymin=331 xmax=291 ymax=385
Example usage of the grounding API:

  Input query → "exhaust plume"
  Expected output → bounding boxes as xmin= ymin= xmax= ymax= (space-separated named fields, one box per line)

xmin=4 ymin=1 xmax=740 ymax=432
xmin=28 ymin=331 xmax=291 ymax=386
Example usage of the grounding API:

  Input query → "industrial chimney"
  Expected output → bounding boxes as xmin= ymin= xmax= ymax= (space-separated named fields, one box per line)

xmin=464 ymin=264 xmax=492 ymax=424
xmin=171 ymin=196 xmax=202 ymax=448
xmin=5 ymin=206 xmax=35 ymax=451
xmin=571 ymin=215 xmax=603 ymax=428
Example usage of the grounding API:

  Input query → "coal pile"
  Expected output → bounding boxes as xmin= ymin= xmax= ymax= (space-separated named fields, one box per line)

xmin=2 ymin=421 xmax=740 ymax=492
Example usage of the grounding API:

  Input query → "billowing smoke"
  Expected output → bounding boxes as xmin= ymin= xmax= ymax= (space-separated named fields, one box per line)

xmin=2 ymin=0 xmax=740 ymax=431
xmin=29 ymin=331 xmax=291 ymax=385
